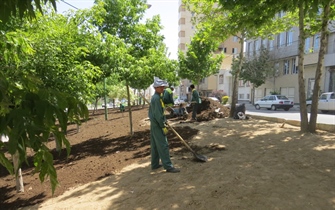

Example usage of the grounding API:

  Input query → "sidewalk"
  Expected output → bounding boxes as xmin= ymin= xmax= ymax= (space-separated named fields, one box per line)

xmin=243 ymin=103 xmax=335 ymax=133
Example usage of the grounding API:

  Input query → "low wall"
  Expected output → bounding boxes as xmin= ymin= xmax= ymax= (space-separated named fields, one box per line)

xmin=249 ymin=115 xmax=335 ymax=133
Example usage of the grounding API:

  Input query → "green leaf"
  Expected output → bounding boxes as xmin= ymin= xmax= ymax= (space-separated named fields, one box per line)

xmin=0 ymin=152 xmax=14 ymax=175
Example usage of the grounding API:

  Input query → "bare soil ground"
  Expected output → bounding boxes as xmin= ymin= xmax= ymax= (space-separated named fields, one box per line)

xmin=1 ymin=101 xmax=335 ymax=210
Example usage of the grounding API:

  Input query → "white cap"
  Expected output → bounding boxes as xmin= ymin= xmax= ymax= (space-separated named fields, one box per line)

xmin=153 ymin=77 xmax=169 ymax=87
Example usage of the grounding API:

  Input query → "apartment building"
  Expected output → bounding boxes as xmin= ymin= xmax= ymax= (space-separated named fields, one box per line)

xmin=178 ymin=1 xmax=248 ymax=102
xmin=246 ymin=24 xmax=335 ymax=104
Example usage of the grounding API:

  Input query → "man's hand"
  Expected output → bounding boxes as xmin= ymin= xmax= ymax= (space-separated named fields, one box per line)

xmin=162 ymin=127 xmax=168 ymax=135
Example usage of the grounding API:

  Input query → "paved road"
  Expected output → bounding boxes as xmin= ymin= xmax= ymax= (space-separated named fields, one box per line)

xmin=245 ymin=104 xmax=335 ymax=125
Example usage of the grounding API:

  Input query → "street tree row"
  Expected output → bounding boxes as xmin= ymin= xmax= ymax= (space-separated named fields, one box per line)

xmin=183 ymin=0 xmax=335 ymax=133
xmin=0 ymin=0 xmax=179 ymax=193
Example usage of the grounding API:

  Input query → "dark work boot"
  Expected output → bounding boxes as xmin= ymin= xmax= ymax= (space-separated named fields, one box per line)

xmin=166 ymin=167 xmax=180 ymax=173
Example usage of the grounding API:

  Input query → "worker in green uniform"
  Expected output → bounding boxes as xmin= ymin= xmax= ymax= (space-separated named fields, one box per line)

xmin=190 ymin=84 xmax=201 ymax=121
xmin=149 ymin=77 xmax=180 ymax=173
xmin=162 ymin=86 xmax=174 ymax=107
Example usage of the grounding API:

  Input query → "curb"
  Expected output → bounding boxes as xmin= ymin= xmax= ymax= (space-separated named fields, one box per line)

xmin=248 ymin=114 xmax=335 ymax=133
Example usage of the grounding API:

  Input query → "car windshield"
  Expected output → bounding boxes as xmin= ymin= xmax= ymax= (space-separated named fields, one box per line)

xmin=277 ymin=95 xmax=289 ymax=100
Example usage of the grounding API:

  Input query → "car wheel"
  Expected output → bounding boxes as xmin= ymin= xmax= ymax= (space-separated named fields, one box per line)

xmin=306 ymin=104 xmax=311 ymax=113
xmin=255 ymin=104 xmax=260 ymax=110
xmin=284 ymin=108 xmax=290 ymax=111
xmin=271 ymin=105 xmax=277 ymax=111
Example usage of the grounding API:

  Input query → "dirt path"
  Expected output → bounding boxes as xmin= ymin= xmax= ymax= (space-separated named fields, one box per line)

xmin=17 ymin=116 xmax=335 ymax=210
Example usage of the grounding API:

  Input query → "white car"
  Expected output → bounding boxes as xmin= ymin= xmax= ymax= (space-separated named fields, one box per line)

xmin=255 ymin=95 xmax=294 ymax=111
xmin=306 ymin=92 xmax=335 ymax=113
xmin=174 ymin=99 xmax=185 ymax=105
xmin=207 ymin=97 xmax=220 ymax=102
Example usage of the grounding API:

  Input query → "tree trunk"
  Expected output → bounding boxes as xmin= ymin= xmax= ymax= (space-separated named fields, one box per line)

xmin=13 ymin=151 xmax=24 ymax=193
xmin=104 ymin=77 xmax=108 ymax=120
xmin=309 ymin=2 xmax=331 ymax=132
xmin=230 ymin=33 xmax=245 ymax=117
xmin=297 ymin=2 xmax=309 ymax=132
xmin=251 ymin=86 xmax=255 ymax=105
xmin=93 ymin=98 xmax=98 ymax=115
xmin=126 ymin=83 xmax=134 ymax=135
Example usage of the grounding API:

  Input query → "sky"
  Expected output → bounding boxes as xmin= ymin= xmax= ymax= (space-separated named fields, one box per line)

xmin=57 ymin=0 xmax=179 ymax=59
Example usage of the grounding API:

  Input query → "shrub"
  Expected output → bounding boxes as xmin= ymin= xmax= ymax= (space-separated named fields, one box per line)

xmin=222 ymin=96 xmax=229 ymax=104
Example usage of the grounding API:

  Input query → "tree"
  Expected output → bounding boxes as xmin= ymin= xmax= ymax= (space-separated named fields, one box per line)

xmin=94 ymin=0 xmax=179 ymax=134
xmin=178 ymin=29 xmax=224 ymax=85
xmin=0 ymin=0 xmax=57 ymax=23
xmin=239 ymin=47 xmax=275 ymax=104
xmin=0 ymin=7 xmax=110 ymax=193
xmin=308 ymin=1 xmax=334 ymax=132
xmin=183 ymin=0 xmax=294 ymax=117
xmin=216 ymin=0 xmax=335 ymax=132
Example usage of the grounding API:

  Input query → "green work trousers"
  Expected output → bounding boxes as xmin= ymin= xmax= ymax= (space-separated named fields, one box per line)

xmin=150 ymin=123 xmax=173 ymax=170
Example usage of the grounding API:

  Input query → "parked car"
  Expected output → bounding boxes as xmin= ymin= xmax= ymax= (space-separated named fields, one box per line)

xmin=306 ymin=92 xmax=335 ymax=113
xmin=254 ymin=95 xmax=294 ymax=111
xmin=174 ymin=99 xmax=185 ymax=105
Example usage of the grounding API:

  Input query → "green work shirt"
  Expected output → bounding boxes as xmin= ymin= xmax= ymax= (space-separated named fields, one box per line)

xmin=191 ymin=89 xmax=201 ymax=104
xmin=148 ymin=92 xmax=166 ymax=128
xmin=162 ymin=88 xmax=174 ymax=106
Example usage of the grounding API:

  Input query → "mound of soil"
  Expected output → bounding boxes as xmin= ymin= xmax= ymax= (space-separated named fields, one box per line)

xmin=187 ymin=97 xmax=230 ymax=121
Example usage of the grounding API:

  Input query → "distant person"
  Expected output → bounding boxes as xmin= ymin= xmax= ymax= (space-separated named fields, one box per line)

xmin=120 ymin=103 xmax=125 ymax=112
xmin=190 ymin=84 xmax=201 ymax=121
xmin=162 ymin=86 xmax=174 ymax=107
xmin=148 ymin=77 xmax=180 ymax=173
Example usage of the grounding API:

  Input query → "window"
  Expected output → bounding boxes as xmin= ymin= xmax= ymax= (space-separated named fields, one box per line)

xmin=178 ymin=43 xmax=185 ymax=50
xmin=305 ymin=37 xmax=310 ymax=53
xmin=224 ymin=47 xmax=227 ymax=53
xmin=179 ymin=5 xmax=186 ymax=12
xmin=219 ymin=74 xmax=224 ymax=84
xmin=255 ymin=40 xmax=260 ymax=54
xmin=239 ymin=94 xmax=244 ymax=99
xmin=255 ymin=40 xmax=259 ymax=51
xmin=178 ymin=31 xmax=185 ymax=37
xmin=246 ymin=94 xmax=250 ymax=99
xmin=292 ymin=58 xmax=298 ymax=74
xmin=269 ymin=39 xmax=274 ymax=50
xmin=313 ymin=34 xmax=320 ymax=52
xmin=286 ymin=31 xmax=293 ymax=46
xmin=283 ymin=60 xmax=290 ymax=75
xmin=277 ymin=33 xmax=284 ymax=48
xmin=232 ymin=48 xmax=238 ymax=54
xmin=261 ymin=39 xmax=268 ymax=48
xmin=264 ymin=96 xmax=270 ymax=100
xmin=274 ymin=62 xmax=279 ymax=76
xmin=179 ymin=18 xmax=185 ymax=25
xmin=246 ymin=81 xmax=250 ymax=87
xmin=233 ymin=36 xmax=238 ymax=42
xmin=200 ymin=78 xmax=205 ymax=83
xmin=248 ymin=42 xmax=253 ymax=55
xmin=239 ymin=80 xmax=244 ymax=87
xmin=247 ymin=42 xmax=252 ymax=56
xmin=320 ymin=94 xmax=328 ymax=100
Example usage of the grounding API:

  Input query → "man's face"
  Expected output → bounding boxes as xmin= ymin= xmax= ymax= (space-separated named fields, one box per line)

xmin=155 ymin=86 xmax=165 ymax=94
